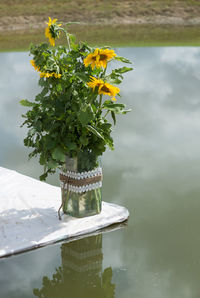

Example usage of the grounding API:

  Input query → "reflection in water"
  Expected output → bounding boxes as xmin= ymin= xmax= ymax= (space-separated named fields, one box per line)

xmin=33 ymin=235 xmax=115 ymax=298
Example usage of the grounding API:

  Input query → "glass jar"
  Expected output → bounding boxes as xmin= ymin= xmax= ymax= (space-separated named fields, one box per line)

xmin=60 ymin=153 xmax=102 ymax=218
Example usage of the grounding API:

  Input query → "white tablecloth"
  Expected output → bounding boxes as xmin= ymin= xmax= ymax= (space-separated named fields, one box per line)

xmin=0 ymin=167 xmax=129 ymax=258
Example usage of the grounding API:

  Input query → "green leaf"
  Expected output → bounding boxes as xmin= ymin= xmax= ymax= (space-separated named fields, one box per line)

xmin=69 ymin=33 xmax=76 ymax=44
xmin=106 ymin=67 xmax=132 ymax=85
xmin=122 ymin=109 xmax=132 ymax=114
xmin=104 ymin=103 xmax=125 ymax=108
xmin=52 ymin=147 xmax=66 ymax=162
xmin=91 ymin=104 xmax=97 ymax=113
xmin=115 ymin=56 xmax=132 ymax=64
xmin=86 ymin=125 xmax=105 ymax=140
xmin=47 ymin=160 xmax=58 ymax=169
xmin=111 ymin=111 xmax=116 ymax=125
xmin=27 ymin=128 xmax=36 ymax=137
xmin=45 ymin=137 xmax=56 ymax=149
xmin=38 ymin=78 xmax=46 ymax=87
xmin=78 ymin=105 xmax=94 ymax=126
xmin=76 ymin=72 xmax=89 ymax=82
xmin=114 ymin=67 xmax=133 ymax=74
xmin=103 ymin=102 xmax=131 ymax=114
xmin=108 ymin=78 xmax=122 ymax=85
xmin=39 ymin=154 xmax=46 ymax=165
xmin=65 ymin=21 xmax=81 ymax=26
xmin=56 ymin=84 xmax=62 ymax=92
xmin=80 ymin=135 xmax=89 ymax=146
xmin=39 ymin=172 xmax=48 ymax=181
xmin=20 ymin=99 xmax=35 ymax=107
xmin=64 ymin=139 xmax=77 ymax=150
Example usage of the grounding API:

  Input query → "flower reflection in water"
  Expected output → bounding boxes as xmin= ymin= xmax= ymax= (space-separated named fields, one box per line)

xmin=33 ymin=234 xmax=115 ymax=298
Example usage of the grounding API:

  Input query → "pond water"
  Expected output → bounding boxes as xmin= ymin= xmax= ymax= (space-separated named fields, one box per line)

xmin=1 ymin=47 xmax=200 ymax=297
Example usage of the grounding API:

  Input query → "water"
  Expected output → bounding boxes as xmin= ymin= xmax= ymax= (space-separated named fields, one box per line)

xmin=1 ymin=47 xmax=200 ymax=297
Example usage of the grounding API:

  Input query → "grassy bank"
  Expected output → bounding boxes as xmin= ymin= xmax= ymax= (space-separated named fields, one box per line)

xmin=1 ymin=0 xmax=200 ymax=21
xmin=1 ymin=24 xmax=200 ymax=52
xmin=1 ymin=0 xmax=200 ymax=51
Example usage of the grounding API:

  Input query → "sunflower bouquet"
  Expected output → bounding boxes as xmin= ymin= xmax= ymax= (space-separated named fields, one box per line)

xmin=20 ymin=18 xmax=132 ymax=218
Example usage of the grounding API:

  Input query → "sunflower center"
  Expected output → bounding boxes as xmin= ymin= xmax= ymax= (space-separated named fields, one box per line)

xmin=101 ymin=85 xmax=110 ymax=93
xmin=99 ymin=54 xmax=107 ymax=60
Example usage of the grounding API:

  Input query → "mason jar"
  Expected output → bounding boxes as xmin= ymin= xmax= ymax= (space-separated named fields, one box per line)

xmin=60 ymin=154 xmax=102 ymax=218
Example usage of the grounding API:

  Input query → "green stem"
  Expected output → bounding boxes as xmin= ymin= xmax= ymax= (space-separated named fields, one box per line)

xmin=99 ymin=94 xmax=103 ymax=109
xmin=66 ymin=33 xmax=71 ymax=51
xmin=61 ymin=28 xmax=71 ymax=51
xmin=100 ymin=66 xmax=107 ymax=78
xmin=98 ymin=66 xmax=107 ymax=111
xmin=103 ymin=110 xmax=109 ymax=118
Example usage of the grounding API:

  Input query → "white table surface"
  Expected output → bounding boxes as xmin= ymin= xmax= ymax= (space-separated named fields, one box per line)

xmin=0 ymin=167 xmax=129 ymax=258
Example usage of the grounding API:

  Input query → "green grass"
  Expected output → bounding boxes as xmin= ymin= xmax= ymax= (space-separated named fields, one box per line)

xmin=1 ymin=24 xmax=200 ymax=52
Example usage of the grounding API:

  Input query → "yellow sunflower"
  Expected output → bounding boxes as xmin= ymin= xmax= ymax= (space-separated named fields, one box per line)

xmin=99 ymin=82 xmax=120 ymax=101
xmin=84 ymin=48 xmax=116 ymax=69
xmin=40 ymin=72 xmax=52 ymax=78
xmin=87 ymin=76 xmax=120 ymax=101
xmin=53 ymin=73 xmax=62 ymax=79
xmin=45 ymin=17 xmax=61 ymax=46
xmin=40 ymin=72 xmax=61 ymax=79
xmin=87 ymin=76 xmax=104 ymax=91
xmin=30 ymin=60 xmax=40 ymax=72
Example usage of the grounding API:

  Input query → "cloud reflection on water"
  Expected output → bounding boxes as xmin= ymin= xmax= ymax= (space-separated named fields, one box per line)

xmin=1 ymin=48 xmax=200 ymax=298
